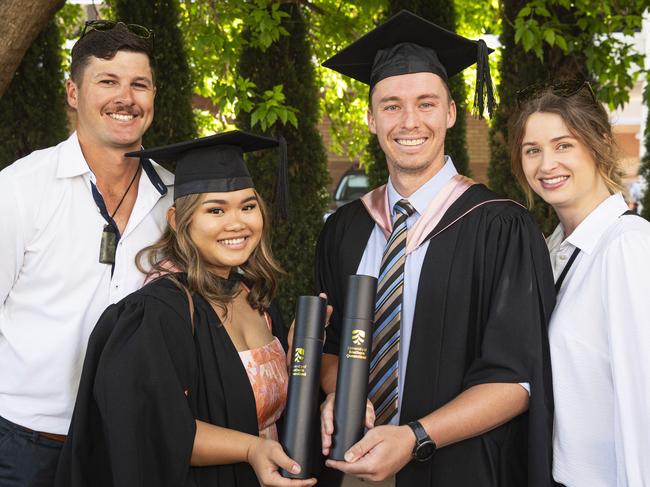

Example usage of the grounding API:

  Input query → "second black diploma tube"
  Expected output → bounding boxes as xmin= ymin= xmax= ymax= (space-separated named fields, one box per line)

xmin=280 ymin=296 xmax=326 ymax=479
xmin=329 ymin=274 xmax=378 ymax=460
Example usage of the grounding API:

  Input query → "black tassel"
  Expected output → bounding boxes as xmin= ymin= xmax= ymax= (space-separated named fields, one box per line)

xmin=274 ymin=136 xmax=289 ymax=219
xmin=473 ymin=39 xmax=496 ymax=119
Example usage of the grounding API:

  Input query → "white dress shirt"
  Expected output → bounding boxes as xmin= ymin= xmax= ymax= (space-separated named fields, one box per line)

xmin=0 ymin=133 xmax=173 ymax=434
xmin=548 ymin=193 xmax=650 ymax=487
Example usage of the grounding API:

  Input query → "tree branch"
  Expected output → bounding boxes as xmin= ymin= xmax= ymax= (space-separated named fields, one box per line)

xmin=0 ymin=0 xmax=65 ymax=98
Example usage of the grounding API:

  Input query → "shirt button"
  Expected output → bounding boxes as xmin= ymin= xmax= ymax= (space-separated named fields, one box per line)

xmin=559 ymin=254 xmax=568 ymax=260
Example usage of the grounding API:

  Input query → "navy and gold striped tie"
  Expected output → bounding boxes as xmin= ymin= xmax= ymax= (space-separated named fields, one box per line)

xmin=368 ymin=198 xmax=415 ymax=425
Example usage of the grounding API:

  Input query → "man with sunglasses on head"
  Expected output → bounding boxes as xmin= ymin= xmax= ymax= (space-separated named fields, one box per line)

xmin=0 ymin=21 xmax=173 ymax=485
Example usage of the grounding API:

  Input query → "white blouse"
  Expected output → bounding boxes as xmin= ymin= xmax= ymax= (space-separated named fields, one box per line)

xmin=547 ymin=193 xmax=650 ymax=487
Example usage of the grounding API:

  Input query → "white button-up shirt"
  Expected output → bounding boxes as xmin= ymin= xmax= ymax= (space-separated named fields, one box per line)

xmin=0 ymin=133 xmax=173 ymax=434
xmin=548 ymin=193 xmax=650 ymax=487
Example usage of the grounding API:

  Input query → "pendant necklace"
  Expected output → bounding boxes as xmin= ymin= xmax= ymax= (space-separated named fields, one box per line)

xmin=99 ymin=164 xmax=141 ymax=265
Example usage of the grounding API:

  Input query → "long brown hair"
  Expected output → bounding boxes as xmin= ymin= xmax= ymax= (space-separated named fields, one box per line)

xmin=509 ymin=82 xmax=626 ymax=207
xmin=136 ymin=190 xmax=283 ymax=312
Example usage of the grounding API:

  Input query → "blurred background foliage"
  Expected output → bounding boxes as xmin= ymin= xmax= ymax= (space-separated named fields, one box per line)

xmin=1 ymin=0 xmax=649 ymax=315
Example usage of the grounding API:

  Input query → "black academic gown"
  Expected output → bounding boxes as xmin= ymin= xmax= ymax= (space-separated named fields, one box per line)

xmin=55 ymin=275 xmax=288 ymax=487
xmin=316 ymin=184 xmax=555 ymax=487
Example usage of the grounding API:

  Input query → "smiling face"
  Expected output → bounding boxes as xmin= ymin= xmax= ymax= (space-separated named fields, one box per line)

xmin=66 ymin=50 xmax=155 ymax=152
xmin=368 ymin=72 xmax=456 ymax=184
xmin=521 ymin=111 xmax=610 ymax=216
xmin=184 ymin=188 xmax=263 ymax=278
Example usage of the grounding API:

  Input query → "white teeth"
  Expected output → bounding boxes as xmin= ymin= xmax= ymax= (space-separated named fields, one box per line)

xmin=219 ymin=237 xmax=245 ymax=246
xmin=541 ymin=176 xmax=569 ymax=185
xmin=396 ymin=138 xmax=426 ymax=146
xmin=108 ymin=113 xmax=134 ymax=121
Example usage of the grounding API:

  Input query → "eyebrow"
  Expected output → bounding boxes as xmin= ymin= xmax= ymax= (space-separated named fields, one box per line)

xmin=550 ymin=134 xmax=574 ymax=142
xmin=202 ymin=195 xmax=258 ymax=205
xmin=132 ymin=76 xmax=153 ymax=85
xmin=522 ymin=134 xmax=575 ymax=146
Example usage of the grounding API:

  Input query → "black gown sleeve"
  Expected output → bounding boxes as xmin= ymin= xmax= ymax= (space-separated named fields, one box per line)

xmin=315 ymin=211 xmax=346 ymax=356
xmin=55 ymin=295 xmax=198 ymax=487
xmin=463 ymin=210 xmax=555 ymax=487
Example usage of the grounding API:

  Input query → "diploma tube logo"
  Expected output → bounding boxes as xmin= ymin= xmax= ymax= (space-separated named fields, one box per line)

xmin=351 ymin=329 xmax=365 ymax=345
xmin=291 ymin=347 xmax=307 ymax=377
xmin=294 ymin=347 xmax=305 ymax=363
xmin=346 ymin=326 xmax=368 ymax=360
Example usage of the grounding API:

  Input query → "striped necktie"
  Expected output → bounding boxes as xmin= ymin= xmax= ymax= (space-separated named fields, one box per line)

xmin=368 ymin=198 xmax=415 ymax=425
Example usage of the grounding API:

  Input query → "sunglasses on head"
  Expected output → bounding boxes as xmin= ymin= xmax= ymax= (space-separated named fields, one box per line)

xmin=80 ymin=20 xmax=153 ymax=41
xmin=516 ymin=79 xmax=597 ymax=107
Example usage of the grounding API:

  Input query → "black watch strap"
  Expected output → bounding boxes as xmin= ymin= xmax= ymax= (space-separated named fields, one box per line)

xmin=408 ymin=420 xmax=429 ymax=443
xmin=407 ymin=420 xmax=436 ymax=461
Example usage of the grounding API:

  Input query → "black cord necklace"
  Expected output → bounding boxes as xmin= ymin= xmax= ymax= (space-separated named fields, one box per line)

xmin=99 ymin=164 xmax=141 ymax=265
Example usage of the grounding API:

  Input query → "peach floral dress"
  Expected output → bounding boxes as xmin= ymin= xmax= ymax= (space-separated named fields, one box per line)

xmin=238 ymin=312 xmax=288 ymax=440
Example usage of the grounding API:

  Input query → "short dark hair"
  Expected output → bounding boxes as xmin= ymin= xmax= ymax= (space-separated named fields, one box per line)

xmin=70 ymin=22 xmax=154 ymax=85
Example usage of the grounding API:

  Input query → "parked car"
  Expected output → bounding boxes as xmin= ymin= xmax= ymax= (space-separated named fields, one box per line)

xmin=324 ymin=168 xmax=369 ymax=220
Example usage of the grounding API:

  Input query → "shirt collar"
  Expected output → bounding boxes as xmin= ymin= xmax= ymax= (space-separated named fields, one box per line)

xmin=563 ymin=193 xmax=628 ymax=254
xmin=56 ymin=132 xmax=172 ymax=196
xmin=387 ymin=156 xmax=458 ymax=217
xmin=545 ymin=222 xmax=568 ymax=256
xmin=56 ymin=132 xmax=92 ymax=179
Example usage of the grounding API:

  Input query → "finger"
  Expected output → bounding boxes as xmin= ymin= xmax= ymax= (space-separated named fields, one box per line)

xmin=325 ymin=305 xmax=333 ymax=327
xmin=344 ymin=431 xmax=382 ymax=463
xmin=261 ymin=470 xmax=318 ymax=487
xmin=320 ymin=394 xmax=335 ymax=454
xmin=320 ymin=395 xmax=335 ymax=435
xmin=320 ymin=414 xmax=332 ymax=454
xmin=365 ymin=402 xmax=375 ymax=429
xmin=325 ymin=457 xmax=374 ymax=476
xmin=318 ymin=293 xmax=333 ymax=327
xmin=270 ymin=446 xmax=302 ymax=476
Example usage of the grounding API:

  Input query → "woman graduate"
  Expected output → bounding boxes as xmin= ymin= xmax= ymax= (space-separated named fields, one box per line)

xmin=55 ymin=131 xmax=316 ymax=487
xmin=510 ymin=80 xmax=650 ymax=486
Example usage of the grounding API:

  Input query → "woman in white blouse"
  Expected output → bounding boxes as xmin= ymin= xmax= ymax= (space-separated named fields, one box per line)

xmin=509 ymin=80 xmax=650 ymax=487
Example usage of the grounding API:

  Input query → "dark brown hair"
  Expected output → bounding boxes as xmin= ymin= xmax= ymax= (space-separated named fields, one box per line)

xmin=70 ymin=23 xmax=154 ymax=85
xmin=136 ymin=190 xmax=283 ymax=313
xmin=509 ymin=83 xmax=625 ymax=207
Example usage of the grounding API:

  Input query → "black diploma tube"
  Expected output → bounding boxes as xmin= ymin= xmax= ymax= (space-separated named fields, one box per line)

xmin=329 ymin=274 xmax=378 ymax=460
xmin=280 ymin=295 xmax=327 ymax=479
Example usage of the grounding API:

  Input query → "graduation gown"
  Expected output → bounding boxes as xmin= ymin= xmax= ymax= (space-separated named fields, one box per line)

xmin=55 ymin=275 xmax=288 ymax=487
xmin=316 ymin=183 xmax=555 ymax=487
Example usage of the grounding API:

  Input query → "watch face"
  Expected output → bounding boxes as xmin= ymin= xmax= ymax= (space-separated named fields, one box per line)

xmin=415 ymin=441 xmax=436 ymax=461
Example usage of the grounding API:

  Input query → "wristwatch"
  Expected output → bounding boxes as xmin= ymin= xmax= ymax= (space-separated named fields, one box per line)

xmin=407 ymin=420 xmax=436 ymax=462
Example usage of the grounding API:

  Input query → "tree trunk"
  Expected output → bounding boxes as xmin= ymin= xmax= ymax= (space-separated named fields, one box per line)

xmin=0 ymin=0 xmax=64 ymax=98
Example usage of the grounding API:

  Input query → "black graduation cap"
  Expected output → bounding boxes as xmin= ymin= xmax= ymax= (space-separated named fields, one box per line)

xmin=125 ymin=130 xmax=289 ymax=217
xmin=322 ymin=10 xmax=495 ymax=118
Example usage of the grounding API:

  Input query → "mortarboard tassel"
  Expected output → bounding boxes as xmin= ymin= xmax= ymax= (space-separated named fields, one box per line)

xmin=274 ymin=136 xmax=289 ymax=219
xmin=473 ymin=39 xmax=496 ymax=119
